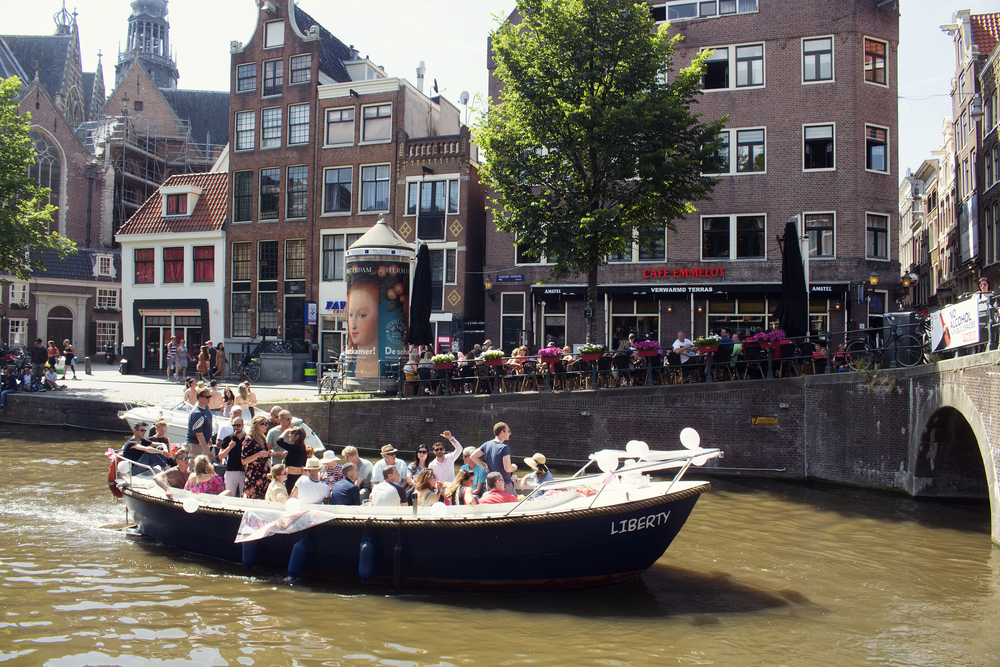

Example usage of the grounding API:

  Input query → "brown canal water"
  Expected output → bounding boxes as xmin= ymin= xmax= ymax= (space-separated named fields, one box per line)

xmin=1 ymin=424 xmax=998 ymax=666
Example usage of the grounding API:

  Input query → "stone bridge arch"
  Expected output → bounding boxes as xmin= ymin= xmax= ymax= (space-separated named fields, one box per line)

xmin=911 ymin=382 xmax=997 ymax=543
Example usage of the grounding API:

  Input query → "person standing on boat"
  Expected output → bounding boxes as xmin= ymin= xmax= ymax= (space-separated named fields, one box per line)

xmin=471 ymin=422 xmax=518 ymax=496
xmin=276 ymin=425 xmax=308 ymax=492
xmin=153 ymin=451 xmax=191 ymax=500
xmin=290 ymin=457 xmax=330 ymax=504
xmin=479 ymin=472 xmax=518 ymax=504
xmin=242 ymin=415 xmax=272 ymax=499
xmin=217 ymin=414 xmax=247 ymax=497
xmin=370 ymin=466 xmax=406 ymax=506
xmin=341 ymin=446 xmax=373 ymax=500
xmin=185 ymin=388 xmax=214 ymax=460
xmin=330 ymin=463 xmax=361 ymax=506
xmin=372 ymin=445 xmax=413 ymax=489
xmin=428 ymin=431 xmax=463 ymax=491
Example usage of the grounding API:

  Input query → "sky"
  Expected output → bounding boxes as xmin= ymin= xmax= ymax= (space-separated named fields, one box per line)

xmin=3 ymin=0 xmax=997 ymax=182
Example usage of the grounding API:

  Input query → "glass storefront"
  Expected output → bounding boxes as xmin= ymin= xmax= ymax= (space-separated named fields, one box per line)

xmin=142 ymin=314 xmax=202 ymax=371
xmin=611 ymin=298 xmax=658 ymax=349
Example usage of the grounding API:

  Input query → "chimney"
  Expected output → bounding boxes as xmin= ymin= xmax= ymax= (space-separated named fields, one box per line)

xmin=349 ymin=44 xmax=359 ymax=60
xmin=416 ymin=61 xmax=426 ymax=94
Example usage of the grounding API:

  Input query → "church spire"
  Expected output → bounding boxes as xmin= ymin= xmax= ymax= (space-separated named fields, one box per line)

xmin=114 ymin=0 xmax=179 ymax=89
xmin=53 ymin=1 xmax=72 ymax=35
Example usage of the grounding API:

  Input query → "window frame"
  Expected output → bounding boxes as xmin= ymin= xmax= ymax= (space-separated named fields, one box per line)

xmin=803 ymin=211 xmax=836 ymax=259
xmin=258 ymin=240 xmax=279 ymax=282
xmin=359 ymin=163 xmax=391 ymax=212
xmin=801 ymin=36 xmax=834 ymax=84
xmin=700 ymin=214 xmax=767 ymax=261
xmin=162 ymin=247 xmax=184 ymax=284
xmin=134 ymin=248 xmax=154 ymax=284
xmin=236 ymin=63 xmax=257 ymax=93
xmin=259 ymin=167 xmax=281 ymax=221
xmin=802 ymin=123 xmax=836 ymax=172
xmin=233 ymin=170 xmax=253 ymax=223
xmin=321 ymin=232 xmax=363 ymax=281
xmin=235 ymin=110 xmax=255 ymax=151
xmin=231 ymin=241 xmax=253 ymax=282
xmin=865 ymin=124 xmax=889 ymax=174
xmin=701 ymin=42 xmax=765 ymax=91
xmin=261 ymin=106 xmax=282 ymax=149
xmin=361 ymin=103 xmax=392 ymax=143
xmin=193 ymin=246 xmax=215 ymax=283
xmin=652 ymin=0 xmax=758 ymax=22
xmin=735 ymin=127 xmax=766 ymax=174
xmin=865 ymin=212 xmax=890 ymax=261
xmin=289 ymin=54 xmax=311 ymax=85
xmin=263 ymin=20 xmax=284 ymax=49
xmin=263 ymin=58 xmax=283 ymax=97
xmin=863 ymin=36 xmax=888 ymax=87
xmin=325 ymin=107 xmax=355 ymax=146
xmin=8 ymin=318 xmax=28 ymax=348
xmin=323 ymin=166 xmax=353 ymax=215
xmin=285 ymin=239 xmax=306 ymax=281
xmin=286 ymin=165 xmax=308 ymax=219
xmin=165 ymin=193 xmax=188 ymax=216
xmin=288 ymin=103 xmax=309 ymax=145
xmin=97 ymin=288 xmax=120 ymax=310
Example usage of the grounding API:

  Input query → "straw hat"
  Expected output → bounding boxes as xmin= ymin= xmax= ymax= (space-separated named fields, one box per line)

xmin=303 ymin=457 xmax=322 ymax=471
xmin=380 ymin=444 xmax=398 ymax=455
xmin=524 ymin=453 xmax=547 ymax=470
xmin=322 ymin=450 xmax=341 ymax=465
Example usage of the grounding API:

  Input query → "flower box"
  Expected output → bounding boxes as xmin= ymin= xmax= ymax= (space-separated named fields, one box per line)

xmin=696 ymin=345 xmax=718 ymax=354
xmin=757 ymin=340 xmax=780 ymax=350
xmin=484 ymin=358 xmax=504 ymax=366
xmin=637 ymin=349 xmax=659 ymax=357
xmin=434 ymin=363 xmax=454 ymax=371
xmin=581 ymin=353 xmax=602 ymax=361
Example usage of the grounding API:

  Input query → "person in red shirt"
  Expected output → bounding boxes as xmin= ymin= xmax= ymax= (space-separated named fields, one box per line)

xmin=479 ymin=471 xmax=518 ymax=504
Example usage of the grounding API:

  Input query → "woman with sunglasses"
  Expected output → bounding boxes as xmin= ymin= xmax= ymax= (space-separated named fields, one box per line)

xmin=241 ymin=414 xmax=272 ymax=499
xmin=276 ymin=426 xmax=308 ymax=492
xmin=412 ymin=469 xmax=440 ymax=506
xmin=265 ymin=464 xmax=289 ymax=503
xmin=409 ymin=445 xmax=432 ymax=481
xmin=218 ymin=415 xmax=247 ymax=497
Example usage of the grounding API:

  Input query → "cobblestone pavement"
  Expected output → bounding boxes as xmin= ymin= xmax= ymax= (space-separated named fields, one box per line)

xmin=38 ymin=362 xmax=323 ymax=406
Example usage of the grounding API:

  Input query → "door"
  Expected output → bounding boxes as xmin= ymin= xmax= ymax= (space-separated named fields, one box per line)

xmin=145 ymin=327 xmax=161 ymax=370
xmin=46 ymin=306 xmax=73 ymax=350
xmin=285 ymin=296 xmax=305 ymax=342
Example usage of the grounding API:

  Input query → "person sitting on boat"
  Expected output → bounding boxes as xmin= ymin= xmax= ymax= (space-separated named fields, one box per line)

xmin=152 ymin=451 xmax=191 ymax=500
xmin=222 ymin=387 xmax=236 ymax=417
xmin=123 ymin=422 xmax=171 ymax=472
xmin=428 ymin=431 xmax=463 ymax=491
xmin=479 ymin=472 xmax=519 ymax=504
xmin=184 ymin=455 xmax=231 ymax=496
xmin=181 ymin=378 xmax=197 ymax=405
xmin=409 ymin=445 xmax=432 ymax=481
xmin=370 ymin=466 xmax=407 ymax=506
xmin=185 ymin=388 xmax=214 ymax=461
xmin=290 ymin=457 xmax=330 ymax=505
xmin=319 ymin=450 xmax=344 ymax=491
xmin=330 ymin=463 xmax=362 ymax=506
xmin=234 ymin=382 xmax=256 ymax=416
xmin=459 ymin=447 xmax=488 ymax=497
xmin=277 ymin=425 xmax=308 ymax=492
xmin=444 ymin=469 xmax=478 ymax=506
xmin=265 ymin=464 xmax=289 ymax=503
xmin=341 ymin=446 xmax=373 ymax=500
xmin=520 ymin=453 xmax=555 ymax=495
xmin=471 ymin=422 xmax=518 ymax=496
xmin=217 ymin=414 xmax=247 ymax=497
xmin=412 ymin=469 xmax=440 ymax=506
xmin=372 ymin=444 xmax=413 ymax=489
xmin=42 ymin=364 xmax=66 ymax=391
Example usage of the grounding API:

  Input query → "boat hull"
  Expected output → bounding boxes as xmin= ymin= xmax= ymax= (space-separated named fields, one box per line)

xmin=122 ymin=485 xmax=708 ymax=590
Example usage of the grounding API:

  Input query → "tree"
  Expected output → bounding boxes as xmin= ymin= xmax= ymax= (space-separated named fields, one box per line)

xmin=477 ymin=0 xmax=725 ymax=342
xmin=0 ymin=76 xmax=75 ymax=281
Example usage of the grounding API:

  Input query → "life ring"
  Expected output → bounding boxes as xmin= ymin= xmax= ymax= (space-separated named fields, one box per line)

xmin=108 ymin=459 xmax=123 ymax=498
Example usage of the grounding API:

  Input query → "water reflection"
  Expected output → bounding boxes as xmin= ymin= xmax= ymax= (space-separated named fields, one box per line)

xmin=1 ymin=424 xmax=998 ymax=666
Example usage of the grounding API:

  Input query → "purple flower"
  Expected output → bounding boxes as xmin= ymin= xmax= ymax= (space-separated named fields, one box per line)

xmin=537 ymin=347 xmax=561 ymax=357
xmin=634 ymin=340 xmax=660 ymax=350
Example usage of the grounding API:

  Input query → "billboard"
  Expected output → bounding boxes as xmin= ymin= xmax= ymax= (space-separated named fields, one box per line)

xmin=343 ymin=260 xmax=410 ymax=378
xmin=930 ymin=295 xmax=981 ymax=352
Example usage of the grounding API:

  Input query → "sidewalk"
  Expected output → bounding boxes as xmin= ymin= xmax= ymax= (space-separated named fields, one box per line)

xmin=43 ymin=362 xmax=324 ymax=406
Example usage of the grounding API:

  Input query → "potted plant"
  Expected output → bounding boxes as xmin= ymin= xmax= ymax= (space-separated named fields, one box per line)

xmin=537 ymin=347 xmax=561 ymax=366
xmin=752 ymin=329 xmax=785 ymax=350
xmin=481 ymin=349 xmax=505 ymax=365
xmin=634 ymin=340 xmax=660 ymax=357
xmin=9 ymin=302 xmax=28 ymax=310
xmin=579 ymin=343 xmax=604 ymax=361
xmin=693 ymin=335 xmax=720 ymax=354
xmin=432 ymin=353 xmax=455 ymax=370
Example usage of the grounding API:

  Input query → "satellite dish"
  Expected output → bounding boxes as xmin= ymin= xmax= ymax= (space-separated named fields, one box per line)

xmin=459 ymin=90 xmax=470 ymax=105
xmin=433 ymin=78 xmax=439 ymax=94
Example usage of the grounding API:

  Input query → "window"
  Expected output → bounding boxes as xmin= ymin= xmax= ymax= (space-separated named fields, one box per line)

xmin=805 ymin=213 xmax=835 ymax=258
xmin=324 ymin=167 xmax=352 ymax=213
xmin=651 ymin=0 xmax=757 ymax=22
xmin=264 ymin=21 xmax=284 ymax=48
xmin=322 ymin=233 xmax=361 ymax=281
xmin=703 ymin=131 xmax=730 ymax=174
xmin=736 ymin=129 xmax=765 ymax=172
xmin=702 ymin=215 xmax=765 ymax=260
xmin=97 ymin=288 xmax=119 ymax=309
xmin=9 ymin=283 xmax=28 ymax=305
xmin=326 ymin=108 xmax=354 ymax=145
xmin=259 ymin=168 xmax=280 ymax=220
xmin=263 ymin=59 xmax=283 ymax=97
xmin=500 ymin=293 xmax=525 ymax=352
xmin=134 ymin=101 xmax=143 ymax=111
xmin=237 ymin=63 xmax=256 ymax=92
xmin=702 ymin=43 xmax=763 ymax=89
xmin=802 ymin=37 xmax=833 ymax=83
xmin=232 ymin=242 xmax=252 ymax=281
xmin=135 ymin=248 xmax=154 ymax=283
xmin=416 ymin=180 xmax=449 ymax=239
xmin=803 ymin=124 xmax=834 ymax=170
xmin=288 ymin=103 xmax=309 ymax=145
xmin=360 ymin=164 xmax=390 ymax=211
xmin=231 ymin=292 xmax=252 ymax=338
xmin=28 ymin=132 xmax=60 ymax=211
xmin=163 ymin=247 xmax=183 ymax=283
xmin=449 ymin=179 xmax=459 ymax=213
xmin=515 ymin=236 xmax=543 ymax=264
xmin=865 ymin=125 xmax=888 ymax=173
xmin=285 ymin=239 xmax=306 ymax=280
xmin=703 ymin=48 xmax=729 ymax=89
xmin=8 ymin=319 xmax=27 ymax=347
xmin=233 ymin=171 xmax=253 ymax=222
xmin=638 ymin=227 xmax=666 ymax=261
xmin=866 ymin=213 xmax=889 ymax=259
xmin=165 ymin=193 xmax=187 ymax=215
xmin=289 ymin=54 xmax=311 ymax=84
xmin=735 ymin=44 xmax=764 ymax=87
xmin=235 ymin=111 xmax=255 ymax=151
xmin=96 ymin=322 xmax=117 ymax=353
xmin=362 ymin=104 xmax=392 ymax=142
xmin=97 ymin=255 xmax=113 ymax=277
xmin=286 ymin=166 xmax=308 ymax=218
xmin=261 ymin=107 xmax=281 ymax=149
xmin=429 ymin=249 xmax=459 ymax=311
xmin=193 ymin=246 xmax=214 ymax=282
xmin=864 ymin=37 xmax=887 ymax=85
xmin=258 ymin=241 xmax=279 ymax=281
xmin=611 ymin=299 xmax=658 ymax=350
xmin=258 ymin=293 xmax=278 ymax=336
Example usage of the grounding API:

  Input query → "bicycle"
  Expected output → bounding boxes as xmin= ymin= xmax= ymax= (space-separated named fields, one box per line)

xmin=842 ymin=313 xmax=926 ymax=370
xmin=236 ymin=356 xmax=261 ymax=383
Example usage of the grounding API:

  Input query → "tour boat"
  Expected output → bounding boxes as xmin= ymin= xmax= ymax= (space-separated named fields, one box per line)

xmin=108 ymin=436 xmax=719 ymax=590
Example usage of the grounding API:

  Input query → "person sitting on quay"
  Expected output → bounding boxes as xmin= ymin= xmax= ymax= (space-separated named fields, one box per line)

xmin=265 ymin=464 xmax=289 ymax=503
xmin=470 ymin=422 xmax=518 ymax=496
xmin=479 ymin=471 xmax=519 ymax=504
xmin=341 ymin=446 xmax=373 ymax=500
xmin=289 ymin=457 xmax=330 ymax=505
xmin=460 ymin=446 xmax=487 ymax=497
xmin=184 ymin=455 xmax=231 ymax=496
xmin=330 ymin=463 xmax=362 ymax=506
xmin=43 ymin=364 xmax=66 ymax=391
xmin=21 ymin=365 xmax=40 ymax=392
xmin=0 ymin=368 xmax=20 ymax=411
xmin=370 ymin=466 xmax=407 ymax=506
xmin=372 ymin=444 xmax=413 ymax=489
xmin=153 ymin=450 xmax=191 ymax=500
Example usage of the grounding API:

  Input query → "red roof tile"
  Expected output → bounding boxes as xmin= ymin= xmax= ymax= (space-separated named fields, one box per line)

xmin=117 ymin=172 xmax=228 ymax=236
xmin=971 ymin=13 xmax=1000 ymax=57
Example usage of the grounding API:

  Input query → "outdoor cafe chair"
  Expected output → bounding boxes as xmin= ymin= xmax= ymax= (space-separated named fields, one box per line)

xmin=519 ymin=360 xmax=541 ymax=392
xmin=777 ymin=342 xmax=798 ymax=377
xmin=596 ymin=355 xmax=615 ymax=388
xmin=611 ymin=353 xmax=632 ymax=387
xmin=473 ymin=364 xmax=494 ymax=394
xmin=712 ymin=347 xmax=734 ymax=381
xmin=663 ymin=352 xmax=684 ymax=385
xmin=739 ymin=343 xmax=765 ymax=380
xmin=416 ymin=366 xmax=443 ymax=396
xmin=797 ymin=341 xmax=816 ymax=375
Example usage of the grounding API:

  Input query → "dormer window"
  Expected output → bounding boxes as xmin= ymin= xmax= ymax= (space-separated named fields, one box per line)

xmin=160 ymin=184 xmax=203 ymax=217
xmin=93 ymin=254 xmax=117 ymax=279
xmin=166 ymin=194 xmax=187 ymax=216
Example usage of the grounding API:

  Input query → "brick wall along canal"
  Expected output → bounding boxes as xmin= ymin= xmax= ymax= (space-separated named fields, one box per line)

xmin=1 ymin=423 xmax=998 ymax=665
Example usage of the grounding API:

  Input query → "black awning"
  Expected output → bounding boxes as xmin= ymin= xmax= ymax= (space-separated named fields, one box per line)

xmin=607 ymin=283 xmax=782 ymax=297
xmin=529 ymin=284 xmax=589 ymax=299
xmin=809 ymin=283 xmax=850 ymax=296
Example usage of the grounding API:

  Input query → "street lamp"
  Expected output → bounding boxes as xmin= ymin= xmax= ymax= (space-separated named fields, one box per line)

xmin=868 ymin=273 xmax=879 ymax=287
xmin=484 ymin=274 xmax=495 ymax=302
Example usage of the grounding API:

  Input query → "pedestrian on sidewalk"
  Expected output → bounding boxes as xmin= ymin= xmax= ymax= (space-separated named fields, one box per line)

xmin=214 ymin=342 xmax=228 ymax=381
xmin=30 ymin=339 xmax=47 ymax=387
xmin=206 ymin=341 xmax=216 ymax=382
xmin=165 ymin=336 xmax=177 ymax=380
xmin=176 ymin=339 xmax=188 ymax=381
xmin=62 ymin=339 xmax=78 ymax=380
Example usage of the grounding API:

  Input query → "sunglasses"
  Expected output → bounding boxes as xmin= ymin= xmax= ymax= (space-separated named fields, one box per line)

xmin=233 ymin=423 xmax=244 ymax=428
xmin=433 ymin=448 xmax=444 ymax=452
xmin=176 ymin=456 xmax=190 ymax=461
xmin=418 ymin=450 xmax=428 ymax=454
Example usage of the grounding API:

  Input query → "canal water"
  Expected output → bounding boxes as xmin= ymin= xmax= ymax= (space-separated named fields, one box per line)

xmin=1 ymin=424 xmax=998 ymax=666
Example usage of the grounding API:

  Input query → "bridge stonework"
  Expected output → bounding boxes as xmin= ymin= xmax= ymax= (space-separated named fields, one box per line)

xmin=306 ymin=352 xmax=1000 ymax=545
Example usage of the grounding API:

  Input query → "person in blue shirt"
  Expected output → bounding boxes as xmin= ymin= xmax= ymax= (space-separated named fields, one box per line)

xmin=330 ymin=463 xmax=362 ymax=505
xmin=471 ymin=422 xmax=518 ymax=496
xmin=186 ymin=388 xmax=214 ymax=460
xmin=460 ymin=446 xmax=488 ymax=496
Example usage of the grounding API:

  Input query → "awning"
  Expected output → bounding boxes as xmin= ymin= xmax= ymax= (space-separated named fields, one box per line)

xmin=529 ymin=284 xmax=589 ymax=299
xmin=526 ymin=282 xmax=850 ymax=299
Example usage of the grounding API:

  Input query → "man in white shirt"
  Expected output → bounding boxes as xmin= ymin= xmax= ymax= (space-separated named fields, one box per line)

xmin=290 ymin=458 xmax=330 ymax=504
xmin=672 ymin=330 xmax=695 ymax=363
xmin=371 ymin=444 xmax=412 ymax=488
xmin=370 ymin=466 xmax=406 ymax=506
xmin=428 ymin=430 xmax=462 ymax=489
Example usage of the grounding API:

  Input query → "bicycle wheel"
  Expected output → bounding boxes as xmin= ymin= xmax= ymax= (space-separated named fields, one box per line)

xmin=843 ymin=340 xmax=872 ymax=370
xmin=895 ymin=334 xmax=924 ymax=367
xmin=247 ymin=362 xmax=261 ymax=383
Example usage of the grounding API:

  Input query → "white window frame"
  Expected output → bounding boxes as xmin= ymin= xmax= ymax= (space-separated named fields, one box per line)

xmin=865 ymin=211 xmax=891 ymax=261
xmin=608 ymin=228 xmax=667 ymax=263
xmin=97 ymin=254 xmax=114 ymax=277
xmin=702 ymin=127 xmax=768 ymax=176
xmin=9 ymin=282 xmax=28 ymax=306
xmin=652 ymin=0 xmax=758 ymax=23
xmin=699 ymin=213 xmax=768 ymax=262
xmin=235 ymin=110 xmax=255 ymax=152
xmin=803 ymin=211 xmax=836 ymax=260
xmin=289 ymin=54 xmax=311 ymax=85
xmin=261 ymin=106 xmax=282 ymax=149
xmin=96 ymin=321 xmax=117 ymax=353
xmin=801 ymin=36 xmax=834 ymax=85
xmin=701 ymin=42 xmax=766 ymax=92
xmin=802 ymin=122 xmax=836 ymax=172
xmin=864 ymin=123 xmax=890 ymax=174
xmin=97 ymin=288 xmax=120 ymax=310
xmin=863 ymin=36 xmax=889 ymax=88
xmin=514 ymin=234 xmax=552 ymax=266
xmin=288 ymin=103 xmax=309 ymax=145
xmin=500 ymin=292 xmax=527 ymax=349
xmin=8 ymin=318 xmax=27 ymax=347
xmin=264 ymin=20 xmax=284 ymax=49
xmin=359 ymin=163 xmax=391 ymax=213
xmin=360 ymin=103 xmax=392 ymax=144
xmin=322 ymin=166 xmax=353 ymax=216
xmin=325 ymin=107 xmax=355 ymax=146
xmin=236 ymin=63 xmax=256 ymax=93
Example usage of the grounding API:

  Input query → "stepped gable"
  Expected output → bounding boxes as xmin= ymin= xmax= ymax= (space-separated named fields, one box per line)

xmin=159 ymin=89 xmax=230 ymax=146
xmin=117 ymin=172 xmax=228 ymax=236
xmin=292 ymin=4 xmax=352 ymax=83
xmin=971 ymin=13 xmax=1000 ymax=55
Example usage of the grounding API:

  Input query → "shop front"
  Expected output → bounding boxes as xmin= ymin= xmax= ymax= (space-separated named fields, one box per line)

xmin=125 ymin=298 xmax=211 ymax=374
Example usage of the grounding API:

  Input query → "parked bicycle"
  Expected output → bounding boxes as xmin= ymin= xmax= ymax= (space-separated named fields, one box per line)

xmin=843 ymin=313 xmax=927 ymax=369
xmin=235 ymin=332 xmax=266 ymax=383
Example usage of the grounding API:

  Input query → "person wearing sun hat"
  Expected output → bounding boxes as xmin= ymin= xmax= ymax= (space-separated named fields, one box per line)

xmin=520 ymin=452 xmax=554 ymax=494
xmin=290 ymin=457 xmax=330 ymax=504
xmin=371 ymin=443 xmax=412 ymax=488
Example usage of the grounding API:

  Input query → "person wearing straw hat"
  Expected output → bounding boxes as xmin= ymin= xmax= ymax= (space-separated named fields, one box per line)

xmin=520 ymin=453 xmax=554 ymax=494
xmin=290 ymin=457 xmax=330 ymax=505
xmin=319 ymin=450 xmax=344 ymax=490
xmin=371 ymin=444 xmax=412 ymax=488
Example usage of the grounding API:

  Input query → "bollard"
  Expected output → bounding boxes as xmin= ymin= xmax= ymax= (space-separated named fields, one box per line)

xmin=85 ymin=356 xmax=92 ymax=375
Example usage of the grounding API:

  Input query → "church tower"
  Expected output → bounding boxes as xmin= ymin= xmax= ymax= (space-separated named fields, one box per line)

xmin=114 ymin=0 xmax=179 ymax=89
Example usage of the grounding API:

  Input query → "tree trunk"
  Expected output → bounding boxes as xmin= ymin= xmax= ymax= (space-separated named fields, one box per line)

xmin=586 ymin=264 xmax=599 ymax=344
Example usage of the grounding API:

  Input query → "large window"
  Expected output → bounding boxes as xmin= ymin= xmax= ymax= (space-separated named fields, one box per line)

xmin=233 ymin=170 xmax=253 ymax=222
xmin=9 ymin=283 xmax=28 ymax=306
xmin=702 ymin=215 xmax=765 ymax=260
xmin=360 ymin=164 xmax=390 ymax=211
xmin=802 ymin=37 xmax=833 ymax=83
xmin=235 ymin=111 xmax=255 ymax=151
xmin=703 ymin=43 xmax=764 ymax=89
xmin=232 ymin=242 xmax=252 ymax=337
xmin=236 ymin=63 xmax=256 ymax=92
xmin=97 ymin=288 xmax=119 ymax=309
xmin=163 ymin=247 xmax=184 ymax=283
xmin=515 ymin=235 xmax=543 ymax=264
xmin=288 ymin=103 xmax=309 ymax=145
xmin=134 ymin=248 xmax=154 ymax=283
xmin=324 ymin=167 xmax=352 ymax=213
xmin=864 ymin=37 xmax=887 ymax=85
xmin=231 ymin=293 xmax=252 ymax=338
xmin=429 ymin=248 xmax=458 ymax=311
xmin=500 ymin=293 xmax=525 ymax=352
xmin=259 ymin=168 xmax=280 ymax=220
xmin=805 ymin=213 xmax=835 ymax=258
xmin=96 ymin=322 xmax=117 ymax=353
xmin=321 ymin=233 xmax=361 ymax=281
xmin=865 ymin=125 xmax=888 ymax=173
xmin=261 ymin=107 xmax=281 ymax=149
xmin=326 ymin=108 xmax=354 ymax=145
xmin=258 ymin=241 xmax=279 ymax=281
xmin=638 ymin=227 xmax=666 ymax=261
xmin=28 ymin=132 xmax=60 ymax=210
xmin=258 ymin=292 xmax=278 ymax=336
xmin=651 ymin=0 xmax=757 ymax=22
xmin=264 ymin=21 xmax=284 ymax=48
xmin=736 ymin=129 xmax=765 ymax=172
xmin=803 ymin=124 xmax=834 ymax=171
xmin=611 ymin=299 xmax=658 ymax=350
xmin=286 ymin=166 xmax=308 ymax=218
xmin=866 ymin=213 xmax=889 ymax=259
xmin=232 ymin=242 xmax=252 ymax=281
xmin=263 ymin=59 xmax=283 ymax=96
xmin=193 ymin=246 xmax=214 ymax=282
xmin=8 ymin=319 xmax=27 ymax=347
xmin=362 ymin=104 xmax=392 ymax=142
xmin=289 ymin=54 xmax=311 ymax=84
xmin=415 ymin=180 xmax=452 ymax=240
xmin=285 ymin=239 xmax=306 ymax=280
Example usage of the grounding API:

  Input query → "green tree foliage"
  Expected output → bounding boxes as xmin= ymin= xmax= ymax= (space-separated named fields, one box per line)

xmin=477 ymin=0 xmax=724 ymax=337
xmin=0 ymin=76 xmax=75 ymax=281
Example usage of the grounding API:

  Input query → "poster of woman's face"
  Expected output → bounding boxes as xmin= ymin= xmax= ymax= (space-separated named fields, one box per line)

xmin=345 ymin=260 xmax=410 ymax=379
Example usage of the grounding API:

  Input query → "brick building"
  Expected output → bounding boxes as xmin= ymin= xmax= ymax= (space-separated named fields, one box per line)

xmin=979 ymin=23 xmax=1000 ymax=291
xmin=483 ymin=0 xmax=900 ymax=352
xmin=225 ymin=0 xmax=484 ymax=368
